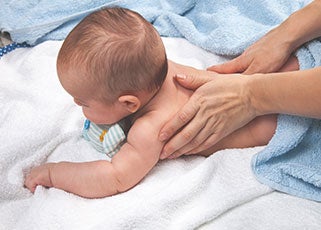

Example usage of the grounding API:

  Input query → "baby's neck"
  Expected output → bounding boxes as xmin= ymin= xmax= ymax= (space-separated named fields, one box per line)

xmin=132 ymin=60 xmax=199 ymax=121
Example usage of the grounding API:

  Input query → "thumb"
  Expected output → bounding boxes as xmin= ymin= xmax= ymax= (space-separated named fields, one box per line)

xmin=207 ymin=56 xmax=246 ymax=74
xmin=174 ymin=73 xmax=213 ymax=90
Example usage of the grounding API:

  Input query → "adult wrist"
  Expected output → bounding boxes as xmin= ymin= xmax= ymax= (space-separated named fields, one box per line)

xmin=281 ymin=13 xmax=305 ymax=52
xmin=279 ymin=1 xmax=321 ymax=53
xmin=245 ymin=74 xmax=272 ymax=117
xmin=270 ymin=17 xmax=298 ymax=56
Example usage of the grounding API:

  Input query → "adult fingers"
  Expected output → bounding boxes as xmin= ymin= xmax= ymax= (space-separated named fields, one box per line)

xmin=158 ymin=73 xmax=208 ymax=144
xmin=159 ymin=96 xmax=205 ymax=159
xmin=160 ymin=112 xmax=211 ymax=159
xmin=242 ymin=58 xmax=270 ymax=75
xmin=163 ymin=112 xmax=218 ymax=158
xmin=184 ymin=132 xmax=223 ymax=156
xmin=160 ymin=122 xmax=202 ymax=159
xmin=167 ymin=117 xmax=227 ymax=159
xmin=174 ymin=73 xmax=214 ymax=90
xmin=207 ymin=55 xmax=247 ymax=74
xmin=158 ymin=73 xmax=214 ymax=144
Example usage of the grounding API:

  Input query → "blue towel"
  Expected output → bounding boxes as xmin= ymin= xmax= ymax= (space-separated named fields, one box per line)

xmin=0 ymin=0 xmax=308 ymax=53
xmin=1 ymin=0 xmax=321 ymax=201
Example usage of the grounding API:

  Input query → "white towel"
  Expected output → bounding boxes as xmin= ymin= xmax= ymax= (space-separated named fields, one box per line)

xmin=1 ymin=38 xmax=320 ymax=230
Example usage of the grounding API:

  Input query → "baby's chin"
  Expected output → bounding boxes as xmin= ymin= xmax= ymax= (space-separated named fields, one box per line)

xmin=89 ymin=120 xmax=115 ymax=125
xmin=87 ymin=117 xmax=120 ymax=125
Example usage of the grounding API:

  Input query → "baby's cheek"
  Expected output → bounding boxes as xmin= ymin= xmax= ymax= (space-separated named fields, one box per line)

xmin=82 ymin=109 xmax=106 ymax=124
xmin=82 ymin=108 xmax=93 ymax=121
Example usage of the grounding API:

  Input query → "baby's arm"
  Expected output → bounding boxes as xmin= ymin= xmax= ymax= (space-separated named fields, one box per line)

xmin=24 ymin=160 xmax=124 ymax=198
xmin=24 ymin=120 xmax=162 ymax=198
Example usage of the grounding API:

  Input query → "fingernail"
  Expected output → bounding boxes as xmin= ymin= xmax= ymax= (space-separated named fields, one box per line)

xmin=159 ymin=132 xmax=168 ymax=142
xmin=160 ymin=151 xmax=167 ymax=160
xmin=175 ymin=74 xmax=187 ymax=80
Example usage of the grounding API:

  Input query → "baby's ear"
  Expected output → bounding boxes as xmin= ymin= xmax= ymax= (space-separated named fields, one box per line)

xmin=118 ymin=95 xmax=141 ymax=113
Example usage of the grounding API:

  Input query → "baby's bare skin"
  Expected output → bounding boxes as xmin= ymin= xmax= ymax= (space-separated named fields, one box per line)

xmin=25 ymin=60 xmax=288 ymax=198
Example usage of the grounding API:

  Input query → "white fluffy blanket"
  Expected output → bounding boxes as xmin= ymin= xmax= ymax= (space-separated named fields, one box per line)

xmin=1 ymin=38 xmax=320 ymax=230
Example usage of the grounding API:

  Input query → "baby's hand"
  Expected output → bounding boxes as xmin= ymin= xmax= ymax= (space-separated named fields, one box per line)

xmin=24 ymin=163 xmax=54 ymax=193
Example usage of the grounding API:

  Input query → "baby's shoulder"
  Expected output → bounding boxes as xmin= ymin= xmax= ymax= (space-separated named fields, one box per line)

xmin=133 ymin=112 xmax=163 ymax=131
xmin=128 ymin=112 xmax=164 ymax=139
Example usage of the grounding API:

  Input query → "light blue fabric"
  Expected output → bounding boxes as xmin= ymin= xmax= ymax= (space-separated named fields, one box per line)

xmin=2 ymin=0 xmax=321 ymax=201
xmin=82 ymin=119 xmax=126 ymax=158
xmin=252 ymin=117 xmax=321 ymax=201
xmin=0 ymin=0 xmax=309 ymax=54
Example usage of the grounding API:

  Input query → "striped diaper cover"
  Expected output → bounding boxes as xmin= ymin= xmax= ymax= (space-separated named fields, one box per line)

xmin=82 ymin=119 xmax=126 ymax=158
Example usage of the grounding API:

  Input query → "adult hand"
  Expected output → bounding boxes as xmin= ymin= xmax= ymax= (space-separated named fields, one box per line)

xmin=208 ymin=28 xmax=293 ymax=74
xmin=159 ymin=72 xmax=256 ymax=159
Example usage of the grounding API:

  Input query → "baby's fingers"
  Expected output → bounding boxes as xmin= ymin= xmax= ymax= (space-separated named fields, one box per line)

xmin=24 ymin=174 xmax=37 ymax=193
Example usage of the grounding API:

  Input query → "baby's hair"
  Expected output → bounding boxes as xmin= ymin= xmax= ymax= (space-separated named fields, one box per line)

xmin=57 ymin=7 xmax=168 ymax=102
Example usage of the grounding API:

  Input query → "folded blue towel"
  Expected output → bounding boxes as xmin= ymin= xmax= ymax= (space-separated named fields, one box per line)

xmin=252 ymin=117 xmax=321 ymax=202
xmin=1 ymin=0 xmax=321 ymax=201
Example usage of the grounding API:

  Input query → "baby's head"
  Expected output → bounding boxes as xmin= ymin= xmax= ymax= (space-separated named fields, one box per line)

xmin=57 ymin=7 xmax=168 ymax=124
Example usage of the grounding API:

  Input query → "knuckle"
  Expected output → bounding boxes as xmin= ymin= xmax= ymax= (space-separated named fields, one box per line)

xmin=196 ymin=117 xmax=206 ymax=128
xmin=189 ymin=138 xmax=201 ymax=148
xmin=165 ymin=126 xmax=176 ymax=136
xmin=187 ymin=74 xmax=197 ymax=84
xmin=190 ymin=92 xmax=206 ymax=110
xmin=188 ymin=73 xmax=195 ymax=80
xmin=195 ymin=93 xmax=207 ymax=107
xmin=182 ymin=130 xmax=193 ymax=141
xmin=178 ymin=111 xmax=190 ymax=123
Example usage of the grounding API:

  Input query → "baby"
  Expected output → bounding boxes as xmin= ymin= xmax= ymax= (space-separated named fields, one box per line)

xmin=24 ymin=7 xmax=296 ymax=198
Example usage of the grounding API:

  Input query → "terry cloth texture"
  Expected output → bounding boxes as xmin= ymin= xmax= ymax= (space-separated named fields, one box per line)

xmin=1 ymin=0 xmax=321 ymax=201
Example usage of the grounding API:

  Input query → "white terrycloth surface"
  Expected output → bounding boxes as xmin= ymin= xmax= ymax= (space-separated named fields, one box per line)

xmin=0 ymin=38 xmax=320 ymax=230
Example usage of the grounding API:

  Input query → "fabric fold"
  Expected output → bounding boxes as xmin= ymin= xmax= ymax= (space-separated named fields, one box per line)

xmin=1 ymin=0 xmax=320 ymax=201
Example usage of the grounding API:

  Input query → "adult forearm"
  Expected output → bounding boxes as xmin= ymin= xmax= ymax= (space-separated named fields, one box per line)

xmin=277 ymin=0 xmax=321 ymax=52
xmin=249 ymin=67 xmax=321 ymax=118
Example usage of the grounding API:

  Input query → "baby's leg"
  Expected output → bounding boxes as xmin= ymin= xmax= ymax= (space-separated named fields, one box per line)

xmin=278 ymin=55 xmax=299 ymax=72
xmin=199 ymin=114 xmax=277 ymax=156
